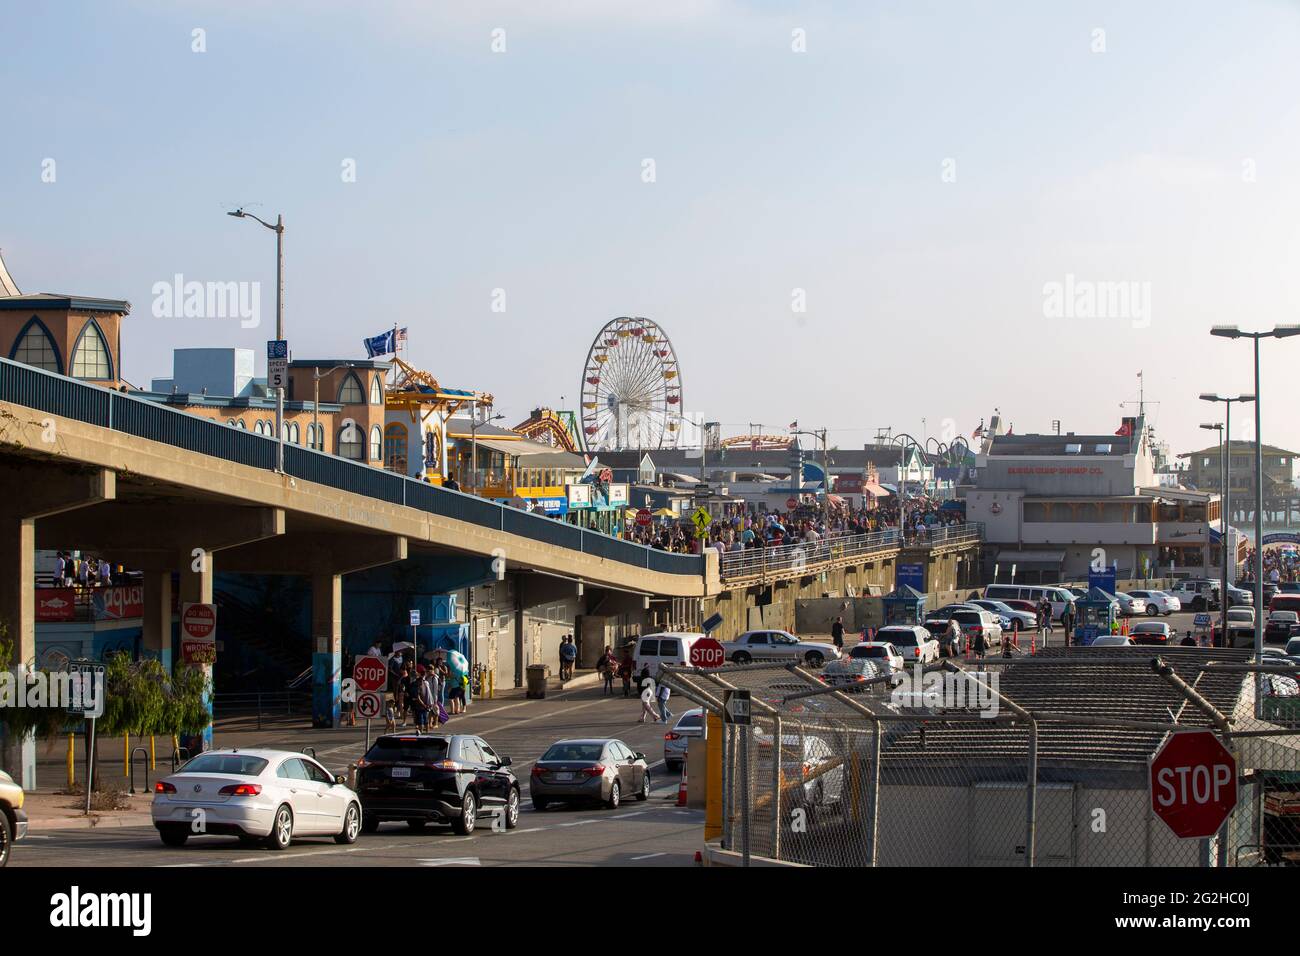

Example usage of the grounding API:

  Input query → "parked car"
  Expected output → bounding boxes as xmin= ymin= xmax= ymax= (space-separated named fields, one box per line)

xmin=530 ymin=738 xmax=650 ymax=810
xmin=878 ymin=624 xmax=940 ymax=663
xmin=1113 ymin=592 xmax=1148 ymax=617
xmin=1228 ymin=607 xmax=1255 ymax=626
xmin=982 ymin=584 xmax=1076 ymax=622
xmin=664 ymin=709 xmax=704 ymax=772
xmin=970 ymin=599 xmax=1036 ymax=631
xmin=1268 ymin=594 xmax=1300 ymax=618
xmin=356 ymin=734 xmax=519 ymax=834
xmin=752 ymin=730 xmax=843 ymax=819
xmin=1284 ymin=635 xmax=1300 ymax=658
xmin=923 ymin=618 xmax=963 ymax=655
xmin=1089 ymin=635 xmax=1136 ymax=647
xmin=849 ymin=641 xmax=905 ymax=681
xmin=821 ymin=657 xmax=880 ymax=688
xmin=720 ymin=630 xmax=838 ymax=667
xmin=1065 ymin=586 xmax=1088 ymax=600
xmin=1265 ymin=611 xmax=1300 ymax=644
xmin=0 ymin=768 xmax=27 ymax=867
xmin=633 ymin=632 xmax=706 ymax=674
xmin=946 ymin=608 xmax=1003 ymax=650
xmin=1225 ymin=583 xmax=1254 ymax=607
xmin=1126 ymin=589 xmax=1181 ymax=616
xmin=152 ymin=748 xmax=363 ymax=849
xmin=1129 ymin=621 xmax=1173 ymax=646
xmin=1167 ymin=579 xmax=1221 ymax=612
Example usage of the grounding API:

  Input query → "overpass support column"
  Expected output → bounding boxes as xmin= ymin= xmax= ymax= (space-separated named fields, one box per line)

xmin=0 ymin=467 xmax=115 ymax=787
xmin=177 ymin=548 xmax=215 ymax=752
xmin=312 ymin=573 xmax=343 ymax=728
xmin=141 ymin=570 xmax=173 ymax=672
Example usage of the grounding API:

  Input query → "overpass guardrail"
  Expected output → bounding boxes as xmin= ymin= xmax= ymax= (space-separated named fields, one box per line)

xmin=718 ymin=522 xmax=983 ymax=581
xmin=0 ymin=358 xmax=704 ymax=576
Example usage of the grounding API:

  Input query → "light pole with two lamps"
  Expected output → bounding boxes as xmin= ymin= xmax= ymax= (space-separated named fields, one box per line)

xmin=1198 ymin=396 xmax=1254 ymax=639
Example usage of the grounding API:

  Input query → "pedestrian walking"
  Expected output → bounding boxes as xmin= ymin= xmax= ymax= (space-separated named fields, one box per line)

xmin=945 ymin=617 xmax=963 ymax=658
xmin=656 ymin=682 xmax=673 ymax=724
xmin=598 ymin=646 xmax=616 ymax=696
xmin=637 ymin=667 xmax=658 ymax=723
xmin=831 ymin=616 xmax=845 ymax=655
xmin=559 ymin=635 xmax=577 ymax=681
xmin=619 ymin=648 xmax=634 ymax=697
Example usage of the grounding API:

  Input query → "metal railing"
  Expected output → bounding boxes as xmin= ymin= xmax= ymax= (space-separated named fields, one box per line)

xmin=0 ymin=357 xmax=704 ymax=576
xmin=717 ymin=523 xmax=983 ymax=580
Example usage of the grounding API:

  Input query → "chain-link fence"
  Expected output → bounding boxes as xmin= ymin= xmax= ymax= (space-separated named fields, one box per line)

xmin=660 ymin=646 xmax=1300 ymax=866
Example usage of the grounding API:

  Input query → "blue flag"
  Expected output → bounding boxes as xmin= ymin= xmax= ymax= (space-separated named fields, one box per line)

xmin=363 ymin=329 xmax=396 ymax=357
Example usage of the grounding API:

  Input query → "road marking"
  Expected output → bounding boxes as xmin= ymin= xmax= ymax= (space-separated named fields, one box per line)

xmin=629 ymin=852 xmax=665 ymax=861
xmin=417 ymin=857 xmax=480 ymax=866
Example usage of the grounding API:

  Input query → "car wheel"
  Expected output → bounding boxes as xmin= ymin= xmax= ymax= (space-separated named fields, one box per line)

xmin=361 ymin=815 xmax=379 ymax=834
xmin=606 ymin=780 xmax=621 ymax=810
xmin=1147 ymin=605 xmax=1159 ymax=617
xmin=805 ymin=651 xmax=824 ymax=668
xmin=0 ymin=812 xmax=10 ymax=867
xmin=733 ymin=652 xmax=751 ymax=664
xmin=638 ymin=773 xmax=651 ymax=801
xmin=452 ymin=791 xmax=478 ymax=835
xmin=505 ymin=788 xmax=520 ymax=829
xmin=532 ymin=797 xmax=549 ymax=812
xmin=335 ymin=803 xmax=361 ymax=845
xmin=159 ymin=824 xmax=189 ymax=848
xmin=265 ymin=805 xmax=293 ymax=851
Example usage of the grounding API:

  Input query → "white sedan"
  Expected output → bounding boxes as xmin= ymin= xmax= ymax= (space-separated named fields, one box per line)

xmin=152 ymin=749 xmax=362 ymax=850
xmin=1126 ymin=589 xmax=1181 ymax=616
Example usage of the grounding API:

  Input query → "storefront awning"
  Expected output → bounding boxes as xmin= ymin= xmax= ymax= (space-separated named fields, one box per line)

xmin=863 ymin=482 xmax=891 ymax=497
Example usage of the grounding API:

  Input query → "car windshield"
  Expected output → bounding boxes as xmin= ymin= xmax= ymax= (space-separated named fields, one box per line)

xmin=180 ymin=753 xmax=269 ymax=776
xmin=541 ymin=743 xmax=606 ymax=762
xmin=365 ymin=737 xmax=451 ymax=762
xmin=883 ymin=630 xmax=918 ymax=646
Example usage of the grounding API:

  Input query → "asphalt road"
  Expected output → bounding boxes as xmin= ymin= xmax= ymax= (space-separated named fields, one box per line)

xmin=17 ymin=684 xmax=706 ymax=868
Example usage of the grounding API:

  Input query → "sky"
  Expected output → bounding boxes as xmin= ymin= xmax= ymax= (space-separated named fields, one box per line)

xmin=3 ymin=0 xmax=1300 ymax=460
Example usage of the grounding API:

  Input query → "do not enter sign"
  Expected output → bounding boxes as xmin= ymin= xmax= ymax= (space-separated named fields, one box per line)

xmin=1150 ymin=730 xmax=1238 ymax=839
xmin=690 ymin=637 xmax=725 ymax=669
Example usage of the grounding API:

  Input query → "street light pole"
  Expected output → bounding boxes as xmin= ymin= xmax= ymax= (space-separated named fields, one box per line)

xmin=229 ymin=208 xmax=286 ymax=472
xmin=1201 ymin=394 xmax=1253 ymax=639
xmin=1201 ymin=422 xmax=1226 ymax=637
xmin=1209 ymin=324 xmax=1300 ymax=713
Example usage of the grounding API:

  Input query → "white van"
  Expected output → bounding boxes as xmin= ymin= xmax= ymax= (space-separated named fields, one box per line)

xmin=982 ymin=584 xmax=1076 ymax=622
xmin=633 ymin=632 xmax=706 ymax=675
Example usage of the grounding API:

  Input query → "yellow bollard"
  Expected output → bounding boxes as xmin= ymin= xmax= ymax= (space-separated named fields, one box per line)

xmin=124 ymin=732 xmax=130 ymax=778
xmin=488 ymin=669 xmax=495 ymax=700
xmin=67 ymin=733 xmax=75 ymax=790
xmin=150 ymin=735 xmax=156 ymax=771
xmin=705 ymin=711 xmax=723 ymax=840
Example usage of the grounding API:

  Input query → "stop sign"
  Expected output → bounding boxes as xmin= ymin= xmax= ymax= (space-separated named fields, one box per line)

xmin=690 ymin=637 xmax=725 ymax=669
xmin=636 ymin=508 xmax=652 ymax=527
xmin=1150 ymin=730 xmax=1238 ymax=839
xmin=353 ymin=656 xmax=388 ymax=692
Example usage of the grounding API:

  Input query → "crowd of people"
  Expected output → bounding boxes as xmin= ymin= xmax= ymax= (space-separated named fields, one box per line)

xmin=49 ymin=551 xmax=121 ymax=588
xmin=1238 ymin=545 xmax=1300 ymax=584
xmin=355 ymin=641 xmax=472 ymax=732
xmin=623 ymin=498 xmax=966 ymax=555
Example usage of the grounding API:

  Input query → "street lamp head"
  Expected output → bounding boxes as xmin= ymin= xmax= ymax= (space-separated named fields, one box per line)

xmin=1198 ymin=393 xmax=1221 ymax=403
xmin=1238 ymin=394 xmax=1257 ymax=403
xmin=1210 ymin=326 xmax=1242 ymax=339
xmin=227 ymin=209 xmax=246 ymax=218
xmin=1272 ymin=324 xmax=1300 ymax=339
xmin=1199 ymin=423 xmax=1221 ymax=431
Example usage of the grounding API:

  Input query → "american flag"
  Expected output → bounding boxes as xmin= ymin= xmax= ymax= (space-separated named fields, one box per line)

xmin=396 ymin=327 xmax=408 ymax=344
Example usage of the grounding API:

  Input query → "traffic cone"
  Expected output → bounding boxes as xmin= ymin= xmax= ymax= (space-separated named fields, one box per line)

xmin=677 ymin=760 xmax=689 ymax=807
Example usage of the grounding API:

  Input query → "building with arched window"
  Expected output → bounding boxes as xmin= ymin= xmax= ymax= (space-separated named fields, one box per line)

xmin=0 ymin=251 xmax=129 ymax=387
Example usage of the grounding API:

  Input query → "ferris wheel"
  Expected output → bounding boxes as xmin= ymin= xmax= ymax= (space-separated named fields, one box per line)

xmin=580 ymin=317 xmax=682 ymax=451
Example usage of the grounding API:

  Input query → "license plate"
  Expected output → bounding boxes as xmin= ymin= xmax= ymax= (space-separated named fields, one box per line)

xmin=391 ymin=767 xmax=411 ymax=778
xmin=553 ymin=772 xmax=574 ymax=782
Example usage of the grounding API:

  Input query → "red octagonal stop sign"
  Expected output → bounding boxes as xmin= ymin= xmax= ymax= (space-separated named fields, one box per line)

xmin=690 ymin=637 xmax=725 ymax=669
xmin=353 ymin=656 xmax=388 ymax=692
xmin=1150 ymin=730 xmax=1238 ymax=839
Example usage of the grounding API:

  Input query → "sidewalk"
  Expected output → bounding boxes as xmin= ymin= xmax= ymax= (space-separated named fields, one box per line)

xmin=22 ymin=790 xmax=155 ymax=831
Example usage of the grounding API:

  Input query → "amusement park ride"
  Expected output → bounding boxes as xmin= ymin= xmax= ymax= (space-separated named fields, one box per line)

xmin=513 ymin=407 xmax=582 ymax=453
xmin=580 ymin=316 xmax=683 ymax=451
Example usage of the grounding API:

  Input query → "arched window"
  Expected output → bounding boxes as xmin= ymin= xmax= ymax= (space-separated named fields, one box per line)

xmin=290 ymin=423 xmax=300 ymax=444
xmin=385 ymin=423 xmax=408 ymax=473
xmin=9 ymin=317 xmax=62 ymax=373
xmin=70 ymin=320 xmax=112 ymax=380
xmin=234 ymin=419 xmax=246 ymax=429
xmin=338 ymin=421 xmax=363 ymax=460
xmin=281 ymin=421 xmax=291 ymax=442
xmin=369 ymin=425 xmax=383 ymax=461
xmin=338 ymin=373 xmax=364 ymax=405
xmin=254 ymin=420 xmax=266 ymax=436
xmin=369 ymin=375 xmax=382 ymax=405
xmin=305 ymin=423 xmax=315 ymax=448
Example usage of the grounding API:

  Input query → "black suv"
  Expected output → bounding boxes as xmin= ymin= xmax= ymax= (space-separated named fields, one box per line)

xmin=356 ymin=733 xmax=520 ymax=835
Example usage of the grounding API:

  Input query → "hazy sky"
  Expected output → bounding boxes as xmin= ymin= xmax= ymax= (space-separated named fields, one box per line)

xmin=4 ymin=0 xmax=1300 ymax=459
